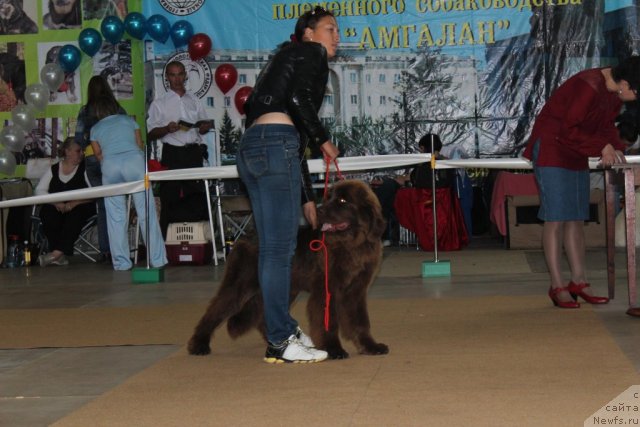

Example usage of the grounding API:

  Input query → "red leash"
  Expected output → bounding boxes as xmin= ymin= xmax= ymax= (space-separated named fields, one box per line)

xmin=309 ymin=158 xmax=343 ymax=331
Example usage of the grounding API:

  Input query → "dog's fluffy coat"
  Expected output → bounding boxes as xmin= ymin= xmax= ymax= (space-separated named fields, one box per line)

xmin=188 ymin=179 xmax=389 ymax=360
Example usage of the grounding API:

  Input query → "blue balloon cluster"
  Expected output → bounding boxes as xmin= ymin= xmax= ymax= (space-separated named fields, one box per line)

xmin=74 ymin=13 xmax=204 ymax=62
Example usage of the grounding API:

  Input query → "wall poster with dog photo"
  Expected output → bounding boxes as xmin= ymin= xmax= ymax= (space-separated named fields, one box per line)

xmin=0 ymin=0 xmax=38 ymax=35
xmin=82 ymin=0 xmax=127 ymax=21
xmin=42 ymin=0 xmax=82 ymax=30
xmin=3 ymin=117 xmax=64 ymax=164
xmin=0 ymin=41 xmax=25 ymax=111
xmin=92 ymin=40 xmax=132 ymax=99
xmin=38 ymin=42 xmax=81 ymax=105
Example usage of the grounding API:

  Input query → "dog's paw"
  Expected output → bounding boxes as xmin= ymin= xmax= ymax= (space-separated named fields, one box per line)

xmin=361 ymin=342 xmax=389 ymax=355
xmin=187 ymin=337 xmax=211 ymax=356
xmin=327 ymin=347 xmax=350 ymax=360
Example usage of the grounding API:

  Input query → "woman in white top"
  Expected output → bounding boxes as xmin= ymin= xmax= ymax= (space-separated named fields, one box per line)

xmin=34 ymin=138 xmax=95 ymax=266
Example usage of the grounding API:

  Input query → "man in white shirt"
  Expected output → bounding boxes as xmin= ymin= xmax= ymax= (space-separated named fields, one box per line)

xmin=147 ymin=61 xmax=213 ymax=236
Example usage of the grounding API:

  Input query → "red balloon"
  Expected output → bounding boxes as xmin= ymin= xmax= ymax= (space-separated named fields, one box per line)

xmin=188 ymin=33 xmax=212 ymax=61
xmin=234 ymin=86 xmax=252 ymax=115
xmin=214 ymin=63 xmax=238 ymax=95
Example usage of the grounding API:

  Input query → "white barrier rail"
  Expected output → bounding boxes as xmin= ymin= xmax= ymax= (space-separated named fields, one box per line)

xmin=2 ymin=154 xmax=639 ymax=209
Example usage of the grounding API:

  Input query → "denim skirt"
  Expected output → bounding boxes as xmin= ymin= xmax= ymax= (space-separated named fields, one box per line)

xmin=531 ymin=139 xmax=590 ymax=221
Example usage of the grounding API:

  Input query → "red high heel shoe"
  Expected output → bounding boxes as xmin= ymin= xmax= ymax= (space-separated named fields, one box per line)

xmin=567 ymin=282 xmax=609 ymax=304
xmin=548 ymin=286 xmax=580 ymax=308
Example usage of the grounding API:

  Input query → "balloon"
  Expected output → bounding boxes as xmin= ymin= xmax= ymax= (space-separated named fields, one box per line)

xmin=0 ymin=148 xmax=17 ymax=176
xmin=24 ymin=83 xmax=49 ymax=111
xmin=11 ymin=105 xmax=36 ymax=132
xmin=234 ymin=86 xmax=252 ymax=115
xmin=78 ymin=28 xmax=102 ymax=57
xmin=57 ymin=44 xmax=81 ymax=73
xmin=40 ymin=63 xmax=65 ymax=92
xmin=188 ymin=33 xmax=212 ymax=61
xmin=124 ymin=12 xmax=146 ymax=40
xmin=170 ymin=20 xmax=194 ymax=48
xmin=101 ymin=15 xmax=124 ymax=45
xmin=146 ymin=14 xmax=170 ymax=43
xmin=0 ymin=125 xmax=26 ymax=152
xmin=215 ymin=64 xmax=238 ymax=95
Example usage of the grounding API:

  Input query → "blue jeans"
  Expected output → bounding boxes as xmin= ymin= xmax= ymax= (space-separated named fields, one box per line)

xmin=85 ymin=155 xmax=110 ymax=253
xmin=236 ymin=124 xmax=301 ymax=344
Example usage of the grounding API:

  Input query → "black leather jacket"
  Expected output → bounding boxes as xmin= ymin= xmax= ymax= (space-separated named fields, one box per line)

xmin=245 ymin=41 xmax=330 ymax=204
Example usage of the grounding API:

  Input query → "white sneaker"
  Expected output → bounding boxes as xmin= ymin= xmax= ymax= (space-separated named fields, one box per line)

xmin=295 ymin=326 xmax=315 ymax=348
xmin=264 ymin=334 xmax=327 ymax=364
xmin=51 ymin=255 xmax=68 ymax=266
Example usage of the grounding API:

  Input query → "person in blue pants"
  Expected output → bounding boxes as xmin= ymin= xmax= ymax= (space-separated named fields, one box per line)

xmin=89 ymin=96 xmax=167 ymax=271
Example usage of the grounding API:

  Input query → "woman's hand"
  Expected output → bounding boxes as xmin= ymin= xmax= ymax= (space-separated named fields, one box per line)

xmin=601 ymin=144 xmax=626 ymax=167
xmin=320 ymin=141 xmax=339 ymax=162
xmin=302 ymin=201 xmax=318 ymax=229
xmin=54 ymin=202 xmax=66 ymax=213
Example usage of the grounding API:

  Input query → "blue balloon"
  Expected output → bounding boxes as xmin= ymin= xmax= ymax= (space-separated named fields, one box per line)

xmin=146 ymin=14 xmax=170 ymax=44
xmin=78 ymin=28 xmax=102 ymax=57
xmin=124 ymin=12 xmax=146 ymax=40
xmin=170 ymin=20 xmax=194 ymax=48
xmin=57 ymin=44 xmax=81 ymax=72
xmin=101 ymin=15 xmax=124 ymax=45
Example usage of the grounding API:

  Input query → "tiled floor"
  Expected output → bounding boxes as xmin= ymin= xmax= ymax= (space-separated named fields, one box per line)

xmin=1 ymin=240 xmax=639 ymax=427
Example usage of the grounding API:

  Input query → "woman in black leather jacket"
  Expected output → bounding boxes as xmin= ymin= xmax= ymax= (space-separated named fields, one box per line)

xmin=237 ymin=6 xmax=340 ymax=364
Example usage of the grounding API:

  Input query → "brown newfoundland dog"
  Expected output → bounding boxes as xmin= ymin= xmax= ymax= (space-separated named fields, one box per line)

xmin=188 ymin=179 xmax=389 ymax=360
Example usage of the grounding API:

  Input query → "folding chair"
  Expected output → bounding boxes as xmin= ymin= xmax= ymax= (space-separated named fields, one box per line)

xmin=221 ymin=195 xmax=253 ymax=243
xmin=30 ymin=205 xmax=100 ymax=262
xmin=73 ymin=214 xmax=100 ymax=262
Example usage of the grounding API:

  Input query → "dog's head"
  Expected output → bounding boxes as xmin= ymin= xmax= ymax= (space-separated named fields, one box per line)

xmin=50 ymin=0 xmax=77 ymax=16
xmin=0 ymin=0 xmax=18 ymax=21
xmin=318 ymin=179 xmax=386 ymax=245
xmin=45 ymin=46 xmax=61 ymax=64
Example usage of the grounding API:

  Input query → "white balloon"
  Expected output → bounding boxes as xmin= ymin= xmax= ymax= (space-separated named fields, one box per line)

xmin=24 ymin=83 xmax=49 ymax=111
xmin=0 ymin=125 xmax=26 ymax=152
xmin=40 ymin=63 xmax=64 ymax=93
xmin=0 ymin=148 xmax=17 ymax=176
xmin=11 ymin=104 xmax=36 ymax=132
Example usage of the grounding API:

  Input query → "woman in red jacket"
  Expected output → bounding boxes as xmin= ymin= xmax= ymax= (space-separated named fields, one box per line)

xmin=523 ymin=57 xmax=640 ymax=309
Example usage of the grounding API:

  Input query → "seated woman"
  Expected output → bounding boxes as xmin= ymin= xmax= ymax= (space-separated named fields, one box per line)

xmin=410 ymin=133 xmax=455 ymax=189
xmin=394 ymin=133 xmax=468 ymax=251
xmin=34 ymin=138 xmax=96 ymax=266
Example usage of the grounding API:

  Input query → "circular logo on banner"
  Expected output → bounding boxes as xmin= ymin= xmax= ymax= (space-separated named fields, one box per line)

xmin=158 ymin=0 xmax=204 ymax=16
xmin=163 ymin=52 xmax=212 ymax=99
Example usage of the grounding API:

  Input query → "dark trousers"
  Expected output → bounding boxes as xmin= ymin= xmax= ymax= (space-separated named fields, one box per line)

xmin=40 ymin=203 xmax=96 ymax=255
xmin=85 ymin=155 xmax=109 ymax=253
xmin=160 ymin=143 xmax=207 ymax=237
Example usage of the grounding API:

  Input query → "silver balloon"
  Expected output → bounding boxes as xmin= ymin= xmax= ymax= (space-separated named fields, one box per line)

xmin=24 ymin=83 xmax=49 ymax=111
xmin=11 ymin=104 xmax=36 ymax=132
xmin=40 ymin=63 xmax=64 ymax=93
xmin=0 ymin=125 xmax=26 ymax=152
xmin=0 ymin=148 xmax=17 ymax=176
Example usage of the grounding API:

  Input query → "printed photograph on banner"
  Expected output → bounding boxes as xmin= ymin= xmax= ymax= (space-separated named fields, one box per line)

xmin=38 ymin=42 xmax=81 ymax=105
xmin=0 ymin=42 xmax=25 ymax=111
xmin=0 ymin=0 xmax=38 ymax=34
xmin=92 ymin=40 xmax=132 ymax=99
xmin=82 ymin=0 xmax=126 ymax=21
xmin=42 ymin=0 xmax=81 ymax=30
xmin=10 ymin=118 xmax=64 ymax=164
